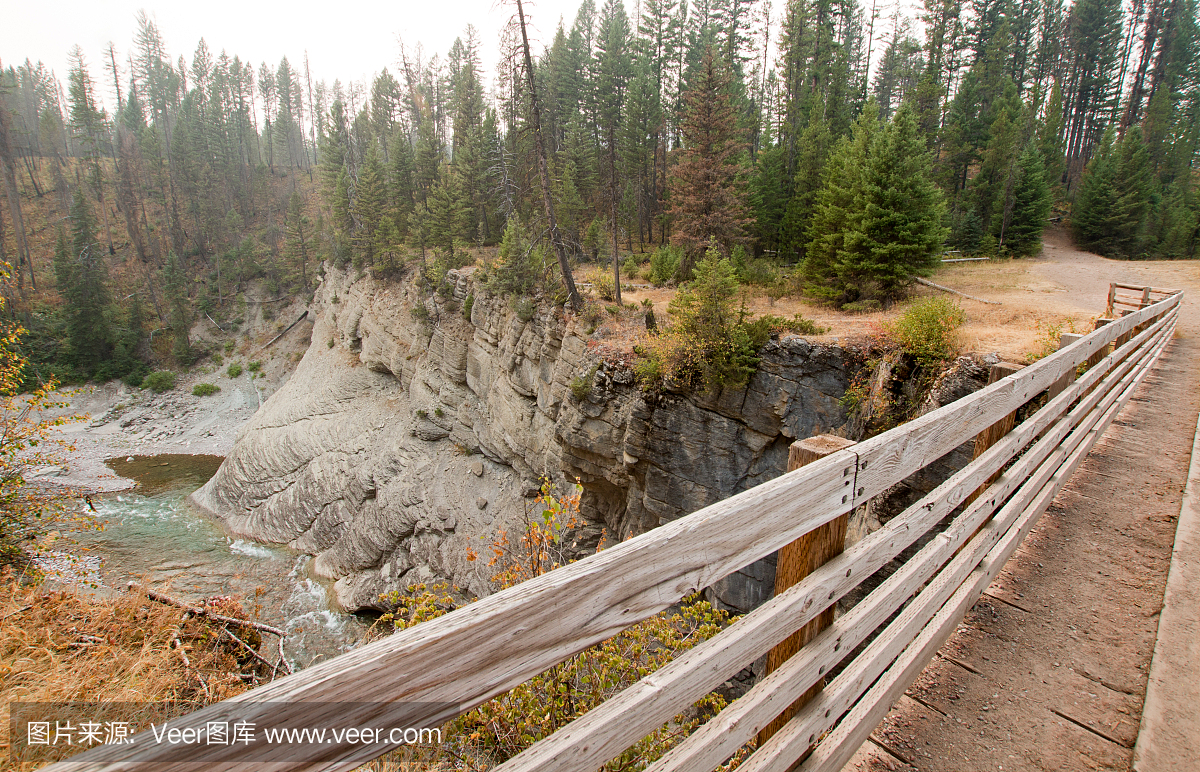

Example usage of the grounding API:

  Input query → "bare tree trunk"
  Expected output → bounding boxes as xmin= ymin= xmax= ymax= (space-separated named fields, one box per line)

xmin=608 ymin=131 xmax=622 ymax=305
xmin=515 ymin=0 xmax=582 ymax=310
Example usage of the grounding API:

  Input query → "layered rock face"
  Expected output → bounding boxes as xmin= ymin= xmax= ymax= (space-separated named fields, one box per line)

xmin=192 ymin=265 xmax=857 ymax=612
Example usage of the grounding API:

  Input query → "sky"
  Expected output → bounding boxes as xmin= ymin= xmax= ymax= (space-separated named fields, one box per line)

xmin=1 ymin=0 xmax=589 ymax=112
xmin=2 ymin=0 xmax=920 ymax=117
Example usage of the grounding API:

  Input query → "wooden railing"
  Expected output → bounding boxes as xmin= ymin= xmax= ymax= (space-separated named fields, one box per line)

xmin=48 ymin=288 xmax=1182 ymax=772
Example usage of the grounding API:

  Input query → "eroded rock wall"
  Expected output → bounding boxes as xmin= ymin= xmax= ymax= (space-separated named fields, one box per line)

xmin=191 ymin=265 xmax=857 ymax=612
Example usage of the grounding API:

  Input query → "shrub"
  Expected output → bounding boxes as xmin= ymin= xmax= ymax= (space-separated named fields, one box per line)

xmin=122 ymin=368 xmax=148 ymax=388
xmin=648 ymin=245 xmax=682 ymax=286
xmin=730 ymin=245 xmax=782 ymax=288
xmin=514 ymin=297 xmax=537 ymax=322
xmin=462 ymin=293 xmax=474 ymax=321
xmin=415 ymin=409 xmax=428 ymax=419
xmin=748 ymin=313 xmax=829 ymax=339
xmin=1026 ymin=319 xmax=1078 ymax=363
xmin=570 ymin=364 xmax=598 ymax=401
xmin=226 ymin=363 xmax=243 ymax=378
xmin=888 ymin=297 xmax=966 ymax=366
xmin=622 ymin=254 xmax=639 ymax=279
xmin=192 ymin=383 xmax=220 ymax=396
xmin=211 ymin=352 xmax=224 ymax=366
xmin=434 ymin=407 xmax=444 ymax=417
xmin=370 ymin=479 xmax=733 ymax=768
xmin=141 ymin=371 xmax=176 ymax=393
xmin=224 ymin=340 xmax=235 ymax=354
xmin=589 ymin=268 xmax=616 ymax=301
xmin=247 ymin=360 xmax=263 ymax=373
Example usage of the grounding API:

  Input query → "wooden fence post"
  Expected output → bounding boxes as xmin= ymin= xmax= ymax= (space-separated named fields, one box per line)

xmin=1106 ymin=283 xmax=1117 ymax=317
xmin=965 ymin=362 xmax=1024 ymax=504
xmin=758 ymin=435 xmax=857 ymax=750
xmin=1047 ymin=333 xmax=1084 ymax=400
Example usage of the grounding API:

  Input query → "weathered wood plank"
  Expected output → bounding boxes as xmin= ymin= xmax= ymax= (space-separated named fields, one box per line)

xmin=650 ymin=312 xmax=1175 ymax=772
xmin=791 ymin=315 xmax=1175 ymax=772
xmin=497 ymin=309 xmax=1177 ymax=772
xmin=759 ymin=436 xmax=857 ymax=747
xmin=763 ymin=326 xmax=1171 ymax=772
xmin=49 ymin=295 xmax=1179 ymax=771
xmin=1048 ymin=334 xmax=1084 ymax=400
xmin=966 ymin=362 xmax=1024 ymax=505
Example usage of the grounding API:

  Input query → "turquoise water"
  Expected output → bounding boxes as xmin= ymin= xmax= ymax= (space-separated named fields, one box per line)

xmin=56 ymin=456 xmax=367 ymax=670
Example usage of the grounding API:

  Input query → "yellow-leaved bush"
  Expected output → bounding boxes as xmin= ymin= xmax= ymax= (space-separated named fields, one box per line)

xmin=369 ymin=477 xmax=742 ymax=770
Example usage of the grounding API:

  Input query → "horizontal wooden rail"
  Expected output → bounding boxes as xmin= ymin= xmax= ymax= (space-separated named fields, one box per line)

xmin=500 ymin=305 xmax=1179 ymax=772
xmin=795 ymin=318 xmax=1174 ymax=772
xmin=644 ymin=308 xmax=1177 ymax=772
xmin=752 ymin=314 xmax=1175 ymax=772
xmin=46 ymin=290 xmax=1182 ymax=771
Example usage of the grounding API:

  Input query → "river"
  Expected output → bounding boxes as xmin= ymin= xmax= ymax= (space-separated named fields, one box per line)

xmin=48 ymin=454 xmax=368 ymax=670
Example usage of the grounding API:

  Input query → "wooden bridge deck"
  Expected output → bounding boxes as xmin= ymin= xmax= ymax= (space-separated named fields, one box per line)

xmin=843 ymin=335 xmax=1200 ymax=772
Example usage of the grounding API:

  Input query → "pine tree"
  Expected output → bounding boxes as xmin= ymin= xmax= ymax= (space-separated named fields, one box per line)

xmin=806 ymin=103 xmax=946 ymax=304
xmin=1002 ymin=144 xmax=1052 ymax=256
xmin=668 ymin=47 xmax=752 ymax=267
xmin=596 ymin=0 xmax=632 ymax=302
xmin=1072 ymin=128 xmax=1153 ymax=257
xmin=1071 ymin=129 xmax=1118 ymax=251
xmin=67 ymin=46 xmax=116 ymax=255
xmin=970 ymin=79 xmax=1023 ymax=238
xmin=842 ymin=104 xmax=947 ymax=299
xmin=162 ymin=253 xmax=192 ymax=365
xmin=426 ymin=163 xmax=470 ymax=259
xmin=1107 ymin=128 xmax=1154 ymax=256
xmin=54 ymin=191 xmax=114 ymax=374
xmin=284 ymin=192 xmax=315 ymax=290
xmin=803 ymin=102 xmax=880 ymax=299
xmin=352 ymin=144 xmax=387 ymax=269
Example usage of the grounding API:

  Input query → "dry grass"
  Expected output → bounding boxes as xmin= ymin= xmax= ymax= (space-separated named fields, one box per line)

xmin=1 ymin=572 xmax=270 ymax=769
xmin=580 ymin=257 xmax=1086 ymax=364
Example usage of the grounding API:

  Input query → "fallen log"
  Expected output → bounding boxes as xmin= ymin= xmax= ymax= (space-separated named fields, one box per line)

xmin=261 ymin=310 xmax=309 ymax=350
xmin=915 ymin=276 xmax=1002 ymax=305
xmin=128 ymin=583 xmax=288 ymax=637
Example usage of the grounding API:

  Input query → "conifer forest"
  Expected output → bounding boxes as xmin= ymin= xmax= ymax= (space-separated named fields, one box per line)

xmin=1 ymin=0 xmax=1198 ymax=384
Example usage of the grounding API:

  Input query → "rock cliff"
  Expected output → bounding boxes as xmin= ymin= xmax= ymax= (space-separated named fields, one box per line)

xmin=191 ymin=264 xmax=859 ymax=612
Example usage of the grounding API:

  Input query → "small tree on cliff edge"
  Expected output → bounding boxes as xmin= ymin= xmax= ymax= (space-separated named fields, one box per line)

xmin=668 ymin=47 xmax=752 ymax=275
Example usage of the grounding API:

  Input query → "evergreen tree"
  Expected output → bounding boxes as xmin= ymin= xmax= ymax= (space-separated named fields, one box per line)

xmin=284 ymin=192 xmax=315 ymax=290
xmin=1072 ymin=128 xmax=1154 ymax=257
xmin=970 ymin=79 xmax=1023 ymax=238
xmin=162 ymin=253 xmax=192 ymax=365
xmin=596 ymin=0 xmax=632 ymax=302
xmin=803 ymin=102 xmax=880 ymax=299
xmin=668 ymin=47 xmax=752 ymax=267
xmin=806 ymin=103 xmax=947 ymax=304
xmin=843 ymin=104 xmax=947 ymax=299
xmin=1002 ymin=143 xmax=1052 ymax=256
xmin=1071 ymin=129 xmax=1118 ymax=251
xmin=54 ymin=191 xmax=113 ymax=375
xmin=352 ymin=144 xmax=387 ymax=269
xmin=426 ymin=163 xmax=471 ymax=258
